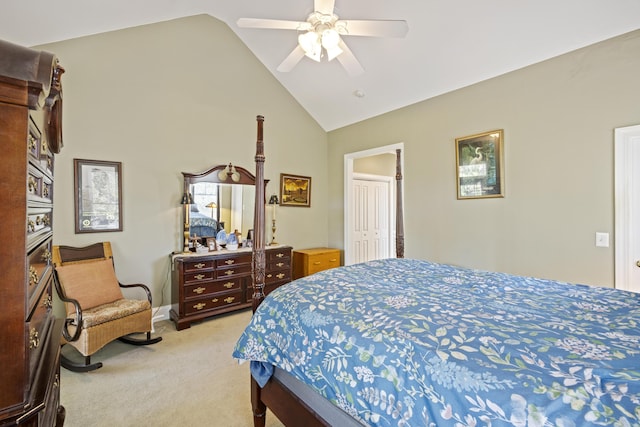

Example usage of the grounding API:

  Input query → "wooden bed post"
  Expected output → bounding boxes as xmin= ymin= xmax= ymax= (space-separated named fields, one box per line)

xmin=251 ymin=115 xmax=267 ymax=427
xmin=395 ymin=149 xmax=405 ymax=258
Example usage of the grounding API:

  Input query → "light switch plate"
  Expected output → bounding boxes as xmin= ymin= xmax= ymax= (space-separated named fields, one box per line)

xmin=595 ymin=232 xmax=609 ymax=247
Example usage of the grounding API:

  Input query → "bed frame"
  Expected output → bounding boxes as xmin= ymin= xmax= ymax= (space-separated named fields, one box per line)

xmin=249 ymin=115 xmax=405 ymax=426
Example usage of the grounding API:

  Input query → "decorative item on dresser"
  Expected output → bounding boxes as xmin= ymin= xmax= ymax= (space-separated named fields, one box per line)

xmin=292 ymin=247 xmax=341 ymax=279
xmin=0 ymin=40 xmax=66 ymax=426
xmin=170 ymin=246 xmax=292 ymax=330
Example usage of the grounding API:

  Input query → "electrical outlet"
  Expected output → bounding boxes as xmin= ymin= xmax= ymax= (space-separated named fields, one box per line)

xmin=595 ymin=232 xmax=609 ymax=247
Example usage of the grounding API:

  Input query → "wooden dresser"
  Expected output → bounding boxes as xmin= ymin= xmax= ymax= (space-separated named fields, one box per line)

xmin=292 ymin=248 xmax=342 ymax=279
xmin=170 ymin=245 xmax=292 ymax=330
xmin=0 ymin=40 xmax=66 ymax=426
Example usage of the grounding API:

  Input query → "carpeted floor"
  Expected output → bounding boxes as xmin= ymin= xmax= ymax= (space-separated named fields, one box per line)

xmin=60 ymin=309 xmax=284 ymax=427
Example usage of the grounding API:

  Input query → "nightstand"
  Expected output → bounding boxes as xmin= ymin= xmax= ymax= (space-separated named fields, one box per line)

xmin=292 ymin=248 xmax=341 ymax=279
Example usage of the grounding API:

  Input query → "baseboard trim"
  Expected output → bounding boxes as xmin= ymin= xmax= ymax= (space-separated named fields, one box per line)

xmin=151 ymin=304 xmax=171 ymax=332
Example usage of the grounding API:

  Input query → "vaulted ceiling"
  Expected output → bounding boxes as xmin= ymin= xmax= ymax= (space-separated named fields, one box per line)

xmin=2 ymin=0 xmax=639 ymax=131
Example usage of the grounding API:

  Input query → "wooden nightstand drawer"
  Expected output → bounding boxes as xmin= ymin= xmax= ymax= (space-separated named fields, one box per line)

xmin=293 ymin=248 xmax=341 ymax=279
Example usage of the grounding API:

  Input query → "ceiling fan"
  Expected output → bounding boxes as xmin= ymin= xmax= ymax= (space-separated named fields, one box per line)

xmin=237 ymin=0 xmax=408 ymax=76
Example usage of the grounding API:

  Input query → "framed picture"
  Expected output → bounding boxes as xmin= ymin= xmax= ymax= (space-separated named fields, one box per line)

xmin=280 ymin=173 xmax=311 ymax=207
xmin=74 ymin=159 xmax=123 ymax=233
xmin=455 ymin=129 xmax=504 ymax=199
xmin=206 ymin=237 xmax=217 ymax=252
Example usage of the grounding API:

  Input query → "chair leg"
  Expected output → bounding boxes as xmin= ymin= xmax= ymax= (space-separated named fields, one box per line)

xmin=118 ymin=331 xmax=162 ymax=346
xmin=60 ymin=344 xmax=103 ymax=372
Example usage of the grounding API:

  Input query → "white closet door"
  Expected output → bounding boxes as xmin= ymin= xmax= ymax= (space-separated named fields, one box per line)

xmin=352 ymin=178 xmax=390 ymax=264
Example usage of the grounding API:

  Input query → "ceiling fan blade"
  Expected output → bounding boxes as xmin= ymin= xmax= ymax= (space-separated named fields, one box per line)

xmin=237 ymin=18 xmax=311 ymax=31
xmin=314 ymin=0 xmax=336 ymax=15
xmin=336 ymin=40 xmax=364 ymax=77
xmin=337 ymin=20 xmax=409 ymax=38
xmin=277 ymin=46 xmax=306 ymax=72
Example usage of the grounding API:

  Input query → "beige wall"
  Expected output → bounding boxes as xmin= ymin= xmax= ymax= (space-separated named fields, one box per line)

xmin=328 ymin=30 xmax=640 ymax=287
xmin=39 ymin=15 xmax=329 ymax=308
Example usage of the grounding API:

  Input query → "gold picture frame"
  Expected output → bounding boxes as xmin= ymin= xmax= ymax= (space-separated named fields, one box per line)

xmin=280 ymin=173 xmax=311 ymax=207
xmin=455 ymin=130 xmax=504 ymax=199
xmin=206 ymin=237 xmax=217 ymax=252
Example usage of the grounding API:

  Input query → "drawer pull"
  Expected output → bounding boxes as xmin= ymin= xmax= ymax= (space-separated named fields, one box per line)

xmin=193 ymin=287 xmax=206 ymax=294
xmin=224 ymin=282 xmax=234 ymax=289
xmin=29 ymin=328 xmax=39 ymax=349
xmin=194 ymin=274 xmax=205 ymax=280
xmin=276 ymin=262 xmax=284 ymax=267
xmin=313 ymin=261 xmax=321 ymax=265
xmin=212 ymin=298 xmax=219 ymax=303
xmin=276 ymin=253 xmax=284 ymax=258
xmin=28 ymin=134 xmax=37 ymax=151
xmin=330 ymin=258 xmax=337 ymax=262
xmin=276 ymin=273 xmax=285 ymax=279
xmin=267 ymin=274 xmax=272 ymax=278
xmin=42 ymin=248 xmax=52 ymax=263
xmin=225 ymin=270 xmax=234 ymax=276
xmin=193 ymin=303 xmax=206 ymax=310
xmin=43 ymin=293 xmax=52 ymax=308
xmin=29 ymin=266 xmax=38 ymax=286
xmin=224 ymin=296 xmax=236 ymax=304
xmin=28 ymin=176 xmax=37 ymax=193
xmin=225 ymin=259 xmax=235 ymax=265
xmin=194 ymin=263 xmax=206 ymax=269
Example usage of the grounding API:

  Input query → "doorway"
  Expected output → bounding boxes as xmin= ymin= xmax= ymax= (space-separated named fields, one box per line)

xmin=614 ymin=124 xmax=640 ymax=293
xmin=344 ymin=143 xmax=404 ymax=266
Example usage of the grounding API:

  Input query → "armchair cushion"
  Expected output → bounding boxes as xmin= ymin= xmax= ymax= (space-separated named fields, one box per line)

xmin=56 ymin=258 xmax=124 ymax=314
xmin=81 ymin=298 xmax=151 ymax=328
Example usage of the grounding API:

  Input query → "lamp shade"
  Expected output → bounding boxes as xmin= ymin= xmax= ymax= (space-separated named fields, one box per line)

xmin=180 ymin=192 xmax=193 ymax=205
xmin=206 ymin=202 xmax=217 ymax=208
xmin=268 ymin=195 xmax=279 ymax=205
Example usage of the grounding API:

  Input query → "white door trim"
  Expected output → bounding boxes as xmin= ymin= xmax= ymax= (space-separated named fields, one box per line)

xmin=614 ymin=124 xmax=640 ymax=291
xmin=344 ymin=143 xmax=404 ymax=266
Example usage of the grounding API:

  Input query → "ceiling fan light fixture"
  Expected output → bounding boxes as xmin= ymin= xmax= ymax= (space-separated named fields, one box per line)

xmin=325 ymin=44 xmax=343 ymax=61
xmin=298 ymin=31 xmax=322 ymax=62
xmin=321 ymin=28 xmax=340 ymax=49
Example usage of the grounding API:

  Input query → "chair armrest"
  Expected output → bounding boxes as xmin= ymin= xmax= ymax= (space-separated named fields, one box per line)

xmin=53 ymin=272 xmax=83 ymax=342
xmin=119 ymin=282 xmax=152 ymax=304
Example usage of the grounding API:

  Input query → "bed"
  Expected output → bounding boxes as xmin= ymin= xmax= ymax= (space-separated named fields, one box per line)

xmin=189 ymin=210 xmax=218 ymax=238
xmin=237 ymin=116 xmax=640 ymax=426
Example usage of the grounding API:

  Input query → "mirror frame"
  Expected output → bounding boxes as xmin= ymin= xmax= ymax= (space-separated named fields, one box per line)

xmin=182 ymin=164 xmax=268 ymax=248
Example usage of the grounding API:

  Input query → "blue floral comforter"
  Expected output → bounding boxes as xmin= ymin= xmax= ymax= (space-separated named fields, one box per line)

xmin=232 ymin=258 xmax=640 ymax=426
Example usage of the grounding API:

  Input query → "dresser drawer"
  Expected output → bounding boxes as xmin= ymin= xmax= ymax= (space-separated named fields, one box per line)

xmin=216 ymin=253 xmax=251 ymax=268
xmin=307 ymin=252 xmax=340 ymax=275
xmin=216 ymin=263 xmax=251 ymax=279
xmin=184 ymin=277 xmax=242 ymax=300
xmin=27 ymin=238 xmax=53 ymax=308
xmin=268 ymin=248 xmax=290 ymax=263
xmin=183 ymin=259 xmax=215 ymax=273
xmin=27 ymin=283 xmax=54 ymax=382
xmin=266 ymin=269 xmax=290 ymax=285
xmin=293 ymin=248 xmax=341 ymax=279
xmin=184 ymin=270 xmax=214 ymax=284
xmin=184 ymin=290 xmax=243 ymax=315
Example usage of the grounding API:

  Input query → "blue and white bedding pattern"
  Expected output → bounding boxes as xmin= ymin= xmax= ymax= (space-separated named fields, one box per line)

xmin=233 ymin=258 xmax=640 ymax=426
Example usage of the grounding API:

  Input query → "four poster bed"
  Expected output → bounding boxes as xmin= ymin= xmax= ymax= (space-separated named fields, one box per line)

xmin=237 ymin=116 xmax=640 ymax=426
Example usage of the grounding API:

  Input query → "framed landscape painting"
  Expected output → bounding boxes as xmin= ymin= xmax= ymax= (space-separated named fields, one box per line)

xmin=280 ymin=173 xmax=311 ymax=207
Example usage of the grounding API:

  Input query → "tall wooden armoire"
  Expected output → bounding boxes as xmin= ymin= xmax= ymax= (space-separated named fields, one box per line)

xmin=0 ymin=39 xmax=66 ymax=426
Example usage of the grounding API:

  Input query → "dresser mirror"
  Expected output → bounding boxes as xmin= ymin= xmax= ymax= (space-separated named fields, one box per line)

xmin=183 ymin=164 xmax=265 ymax=247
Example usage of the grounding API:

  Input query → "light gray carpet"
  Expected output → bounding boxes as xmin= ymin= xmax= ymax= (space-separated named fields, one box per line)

xmin=60 ymin=309 xmax=284 ymax=427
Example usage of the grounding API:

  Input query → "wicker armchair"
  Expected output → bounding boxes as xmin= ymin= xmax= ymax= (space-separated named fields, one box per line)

xmin=52 ymin=242 xmax=162 ymax=372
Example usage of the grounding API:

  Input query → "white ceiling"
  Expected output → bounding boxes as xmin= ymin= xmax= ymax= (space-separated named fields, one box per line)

xmin=2 ymin=0 xmax=639 ymax=131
